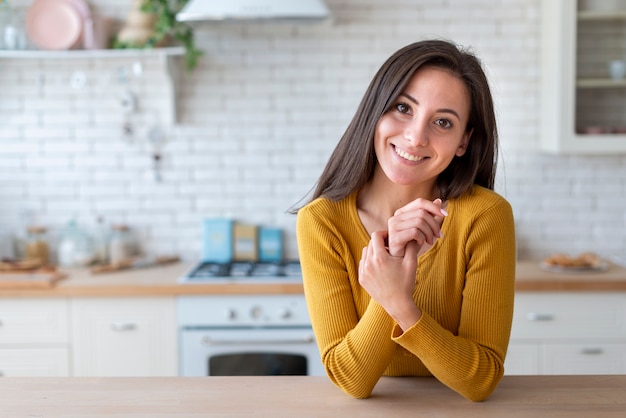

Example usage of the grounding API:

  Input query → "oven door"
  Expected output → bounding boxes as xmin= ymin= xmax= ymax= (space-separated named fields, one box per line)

xmin=180 ymin=327 xmax=325 ymax=376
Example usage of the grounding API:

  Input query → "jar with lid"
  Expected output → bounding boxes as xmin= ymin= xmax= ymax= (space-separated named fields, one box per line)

xmin=25 ymin=226 xmax=49 ymax=265
xmin=109 ymin=224 xmax=134 ymax=265
xmin=58 ymin=220 xmax=94 ymax=267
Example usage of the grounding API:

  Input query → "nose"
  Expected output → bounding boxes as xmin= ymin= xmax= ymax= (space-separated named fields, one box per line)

xmin=403 ymin=118 xmax=428 ymax=147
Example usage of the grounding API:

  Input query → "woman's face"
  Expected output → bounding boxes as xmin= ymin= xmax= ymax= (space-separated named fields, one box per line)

xmin=373 ymin=66 xmax=472 ymax=191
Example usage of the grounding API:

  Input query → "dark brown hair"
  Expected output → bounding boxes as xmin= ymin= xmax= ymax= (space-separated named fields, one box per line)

xmin=293 ymin=39 xmax=498 ymax=212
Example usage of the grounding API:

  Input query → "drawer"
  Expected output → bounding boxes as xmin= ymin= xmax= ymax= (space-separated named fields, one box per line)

xmin=511 ymin=293 xmax=626 ymax=339
xmin=542 ymin=343 xmax=626 ymax=375
xmin=504 ymin=343 xmax=540 ymax=375
xmin=0 ymin=348 xmax=70 ymax=376
xmin=0 ymin=299 xmax=69 ymax=344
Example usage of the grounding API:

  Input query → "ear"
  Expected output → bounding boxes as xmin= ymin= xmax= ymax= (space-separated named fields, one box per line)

xmin=455 ymin=129 xmax=472 ymax=157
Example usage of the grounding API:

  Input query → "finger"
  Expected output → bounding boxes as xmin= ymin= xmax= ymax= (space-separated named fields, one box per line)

xmin=370 ymin=230 xmax=388 ymax=252
xmin=403 ymin=240 xmax=419 ymax=271
xmin=395 ymin=197 xmax=448 ymax=218
xmin=390 ymin=212 xmax=441 ymax=243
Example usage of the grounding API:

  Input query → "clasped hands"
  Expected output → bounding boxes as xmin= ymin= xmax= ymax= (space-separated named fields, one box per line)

xmin=358 ymin=198 xmax=447 ymax=331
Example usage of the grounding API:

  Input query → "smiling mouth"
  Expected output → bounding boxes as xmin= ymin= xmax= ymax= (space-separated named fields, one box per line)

xmin=395 ymin=146 xmax=426 ymax=162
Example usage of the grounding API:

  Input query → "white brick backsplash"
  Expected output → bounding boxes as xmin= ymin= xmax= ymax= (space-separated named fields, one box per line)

xmin=0 ymin=0 xmax=625 ymax=261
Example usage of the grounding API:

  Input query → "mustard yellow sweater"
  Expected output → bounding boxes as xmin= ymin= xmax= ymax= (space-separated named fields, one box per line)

xmin=296 ymin=186 xmax=516 ymax=401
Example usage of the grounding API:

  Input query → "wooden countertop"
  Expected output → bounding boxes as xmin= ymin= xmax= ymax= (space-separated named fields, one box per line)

xmin=0 ymin=375 xmax=624 ymax=417
xmin=1 ymin=260 xmax=625 ymax=298
xmin=0 ymin=262 xmax=305 ymax=297
xmin=515 ymin=260 xmax=626 ymax=291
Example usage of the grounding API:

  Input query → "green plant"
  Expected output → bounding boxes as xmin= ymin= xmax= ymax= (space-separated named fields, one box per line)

xmin=114 ymin=0 xmax=202 ymax=71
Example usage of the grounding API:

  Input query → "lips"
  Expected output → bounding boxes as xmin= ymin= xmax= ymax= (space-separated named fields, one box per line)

xmin=394 ymin=146 xmax=426 ymax=162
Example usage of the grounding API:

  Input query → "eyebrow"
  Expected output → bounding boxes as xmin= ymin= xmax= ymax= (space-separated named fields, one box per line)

xmin=399 ymin=92 xmax=462 ymax=121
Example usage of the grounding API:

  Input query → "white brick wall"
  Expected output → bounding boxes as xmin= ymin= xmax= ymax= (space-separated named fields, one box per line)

xmin=1 ymin=0 xmax=625 ymax=262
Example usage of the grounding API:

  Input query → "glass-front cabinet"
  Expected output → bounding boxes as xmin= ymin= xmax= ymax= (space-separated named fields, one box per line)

xmin=541 ymin=0 xmax=626 ymax=153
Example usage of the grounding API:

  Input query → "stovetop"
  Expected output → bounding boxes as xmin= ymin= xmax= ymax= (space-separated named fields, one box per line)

xmin=179 ymin=261 xmax=302 ymax=283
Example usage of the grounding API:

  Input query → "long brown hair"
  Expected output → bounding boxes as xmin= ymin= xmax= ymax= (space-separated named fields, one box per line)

xmin=293 ymin=39 xmax=498 ymax=212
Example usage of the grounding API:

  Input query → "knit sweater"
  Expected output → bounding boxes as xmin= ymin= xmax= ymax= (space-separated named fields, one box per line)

xmin=296 ymin=186 xmax=516 ymax=401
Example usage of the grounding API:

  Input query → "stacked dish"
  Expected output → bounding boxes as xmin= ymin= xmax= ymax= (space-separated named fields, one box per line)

xmin=25 ymin=0 xmax=92 ymax=50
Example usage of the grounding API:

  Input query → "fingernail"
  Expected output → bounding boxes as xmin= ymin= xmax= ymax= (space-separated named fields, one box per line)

xmin=440 ymin=208 xmax=448 ymax=217
xmin=439 ymin=231 xmax=445 ymax=238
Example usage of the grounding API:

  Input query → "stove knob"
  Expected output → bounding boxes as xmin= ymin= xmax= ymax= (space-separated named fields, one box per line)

xmin=250 ymin=305 xmax=263 ymax=319
xmin=278 ymin=308 xmax=292 ymax=319
xmin=225 ymin=308 xmax=237 ymax=320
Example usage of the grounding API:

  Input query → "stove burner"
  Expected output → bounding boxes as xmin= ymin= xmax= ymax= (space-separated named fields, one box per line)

xmin=183 ymin=261 xmax=302 ymax=282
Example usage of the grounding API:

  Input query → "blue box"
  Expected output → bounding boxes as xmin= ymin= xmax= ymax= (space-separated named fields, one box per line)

xmin=202 ymin=218 xmax=234 ymax=263
xmin=258 ymin=227 xmax=283 ymax=263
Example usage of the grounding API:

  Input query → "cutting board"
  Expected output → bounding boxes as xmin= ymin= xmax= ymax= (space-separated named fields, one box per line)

xmin=0 ymin=270 xmax=67 ymax=289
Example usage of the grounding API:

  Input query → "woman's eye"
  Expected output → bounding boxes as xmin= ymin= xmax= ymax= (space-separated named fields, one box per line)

xmin=395 ymin=103 xmax=411 ymax=114
xmin=435 ymin=119 xmax=453 ymax=129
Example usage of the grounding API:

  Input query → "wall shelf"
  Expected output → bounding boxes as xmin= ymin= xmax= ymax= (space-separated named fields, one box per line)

xmin=0 ymin=47 xmax=185 ymax=125
xmin=578 ymin=11 xmax=626 ymax=21
xmin=0 ymin=47 xmax=185 ymax=59
xmin=576 ymin=78 xmax=626 ymax=88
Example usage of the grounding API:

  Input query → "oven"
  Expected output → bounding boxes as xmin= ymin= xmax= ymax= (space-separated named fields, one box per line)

xmin=177 ymin=262 xmax=324 ymax=376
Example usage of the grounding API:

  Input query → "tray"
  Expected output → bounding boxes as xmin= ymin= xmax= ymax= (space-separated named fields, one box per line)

xmin=0 ymin=271 xmax=67 ymax=289
xmin=540 ymin=260 xmax=609 ymax=274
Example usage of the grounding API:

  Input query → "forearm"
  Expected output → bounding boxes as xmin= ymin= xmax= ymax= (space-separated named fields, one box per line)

xmin=312 ymin=298 xmax=397 ymax=398
xmin=392 ymin=312 xmax=506 ymax=401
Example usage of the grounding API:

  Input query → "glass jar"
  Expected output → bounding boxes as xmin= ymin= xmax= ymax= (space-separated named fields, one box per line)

xmin=58 ymin=220 xmax=94 ymax=267
xmin=92 ymin=216 xmax=110 ymax=265
xmin=0 ymin=3 xmax=27 ymax=50
xmin=25 ymin=226 xmax=49 ymax=265
xmin=109 ymin=224 xmax=133 ymax=265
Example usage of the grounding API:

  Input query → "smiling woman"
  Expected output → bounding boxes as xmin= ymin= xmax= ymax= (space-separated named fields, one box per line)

xmin=292 ymin=39 xmax=515 ymax=402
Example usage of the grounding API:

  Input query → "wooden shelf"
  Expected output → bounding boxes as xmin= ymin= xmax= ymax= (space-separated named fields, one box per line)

xmin=576 ymin=78 xmax=626 ymax=88
xmin=0 ymin=47 xmax=185 ymax=59
xmin=578 ymin=11 xmax=626 ymax=21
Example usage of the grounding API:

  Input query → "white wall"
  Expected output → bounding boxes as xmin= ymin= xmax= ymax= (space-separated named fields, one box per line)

xmin=1 ymin=0 xmax=624 ymax=262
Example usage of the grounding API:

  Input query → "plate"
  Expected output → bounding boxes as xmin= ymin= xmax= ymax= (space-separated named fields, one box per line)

xmin=540 ymin=260 xmax=609 ymax=273
xmin=26 ymin=0 xmax=83 ymax=50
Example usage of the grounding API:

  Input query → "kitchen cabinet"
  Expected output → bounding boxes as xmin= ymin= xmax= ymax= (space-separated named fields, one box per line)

xmin=0 ymin=47 xmax=184 ymax=125
xmin=505 ymin=292 xmax=626 ymax=375
xmin=71 ymin=297 xmax=178 ymax=377
xmin=0 ymin=298 xmax=70 ymax=376
xmin=541 ymin=0 xmax=626 ymax=153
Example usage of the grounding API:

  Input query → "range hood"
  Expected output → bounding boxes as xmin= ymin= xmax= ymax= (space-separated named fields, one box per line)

xmin=176 ymin=0 xmax=330 ymax=22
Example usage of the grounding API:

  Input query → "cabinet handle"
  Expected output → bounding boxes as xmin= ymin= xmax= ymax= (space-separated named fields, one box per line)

xmin=526 ymin=312 xmax=554 ymax=321
xmin=580 ymin=348 xmax=604 ymax=355
xmin=110 ymin=322 xmax=137 ymax=331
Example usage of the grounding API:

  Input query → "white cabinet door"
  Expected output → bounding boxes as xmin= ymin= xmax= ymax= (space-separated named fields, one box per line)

xmin=71 ymin=297 xmax=177 ymax=377
xmin=510 ymin=292 xmax=626 ymax=375
xmin=0 ymin=298 xmax=70 ymax=377
xmin=541 ymin=0 xmax=626 ymax=153
xmin=0 ymin=348 xmax=69 ymax=376
xmin=542 ymin=343 xmax=626 ymax=375
xmin=0 ymin=298 xmax=69 ymax=344
xmin=504 ymin=343 xmax=540 ymax=376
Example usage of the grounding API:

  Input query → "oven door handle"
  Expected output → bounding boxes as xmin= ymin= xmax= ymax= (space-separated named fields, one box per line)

xmin=201 ymin=335 xmax=315 ymax=346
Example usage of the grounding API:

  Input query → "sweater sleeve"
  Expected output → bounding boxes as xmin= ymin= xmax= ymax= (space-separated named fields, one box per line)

xmin=392 ymin=198 xmax=516 ymax=401
xmin=296 ymin=201 xmax=398 ymax=399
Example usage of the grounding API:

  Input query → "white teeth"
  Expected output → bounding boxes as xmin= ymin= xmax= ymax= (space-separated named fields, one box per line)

xmin=395 ymin=147 xmax=424 ymax=162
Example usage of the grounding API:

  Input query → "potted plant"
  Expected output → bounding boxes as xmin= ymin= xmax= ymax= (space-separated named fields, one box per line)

xmin=113 ymin=0 xmax=202 ymax=71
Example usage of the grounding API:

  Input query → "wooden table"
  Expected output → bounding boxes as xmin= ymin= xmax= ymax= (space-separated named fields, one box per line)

xmin=0 ymin=375 xmax=624 ymax=417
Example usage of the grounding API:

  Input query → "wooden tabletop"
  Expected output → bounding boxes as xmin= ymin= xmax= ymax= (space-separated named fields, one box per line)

xmin=1 ymin=260 xmax=625 ymax=298
xmin=0 ymin=375 xmax=624 ymax=417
